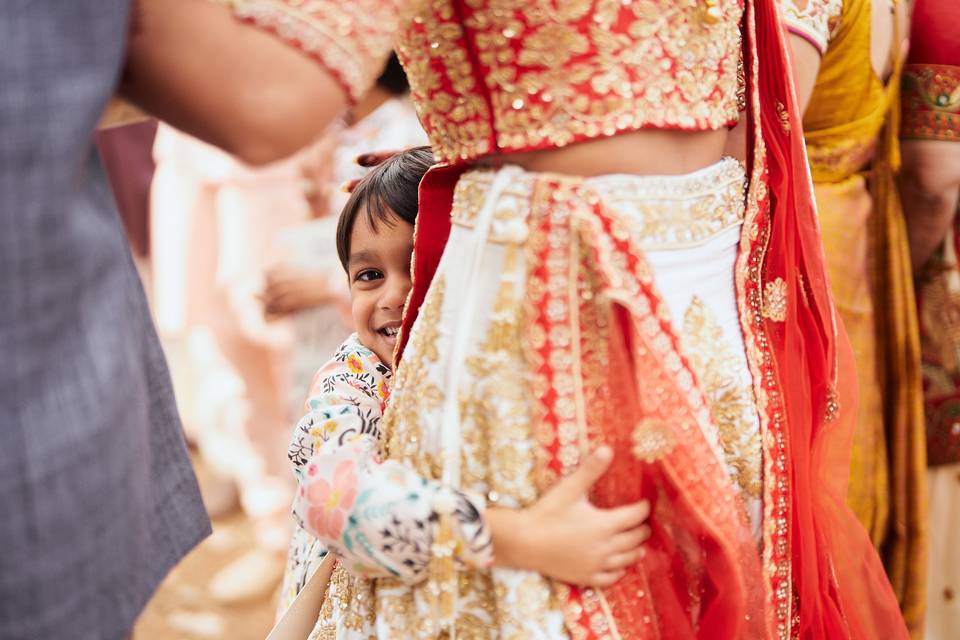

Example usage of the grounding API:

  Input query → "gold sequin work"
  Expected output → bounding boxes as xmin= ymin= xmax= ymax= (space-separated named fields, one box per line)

xmin=396 ymin=0 xmax=745 ymax=163
xmin=682 ymin=297 xmax=763 ymax=498
xmin=762 ymin=278 xmax=788 ymax=323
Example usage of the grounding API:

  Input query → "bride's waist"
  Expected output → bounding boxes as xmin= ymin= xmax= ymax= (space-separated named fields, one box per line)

xmin=477 ymin=129 xmax=730 ymax=177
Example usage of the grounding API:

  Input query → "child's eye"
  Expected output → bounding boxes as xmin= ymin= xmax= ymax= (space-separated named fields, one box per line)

xmin=355 ymin=269 xmax=384 ymax=283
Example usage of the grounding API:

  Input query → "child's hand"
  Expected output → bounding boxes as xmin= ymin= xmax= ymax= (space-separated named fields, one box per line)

xmin=261 ymin=264 xmax=339 ymax=318
xmin=487 ymin=446 xmax=650 ymax=588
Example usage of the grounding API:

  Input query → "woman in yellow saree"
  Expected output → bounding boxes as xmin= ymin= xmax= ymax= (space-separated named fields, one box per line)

xmin=783 ymin=0 xmax=928 ymax=633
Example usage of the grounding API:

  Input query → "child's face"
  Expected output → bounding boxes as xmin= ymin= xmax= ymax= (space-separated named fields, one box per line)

xmin=346 ymin=209 xmax=414 ymax=368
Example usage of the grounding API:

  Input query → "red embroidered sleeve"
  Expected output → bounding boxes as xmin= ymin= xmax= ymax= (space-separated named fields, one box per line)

xmin=220 ymin=0 xmax=409 ymax=102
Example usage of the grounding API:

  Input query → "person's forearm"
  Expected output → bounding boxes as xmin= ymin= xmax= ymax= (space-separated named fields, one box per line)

xmin=120 ymin=0 xmax=347 ymax=165
xmin=786 ymin=33 xmax=823 ymax=115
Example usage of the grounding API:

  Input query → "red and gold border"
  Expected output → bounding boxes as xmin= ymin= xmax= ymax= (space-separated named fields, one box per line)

xmin=902 ymin=64 xmax=960 ymax=142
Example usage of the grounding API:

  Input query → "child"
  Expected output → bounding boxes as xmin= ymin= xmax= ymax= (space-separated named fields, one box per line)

xmin=278 ymin=146 xmax=497 ymax=612
xmin=281 ymin=148 xmax=650 ymax=637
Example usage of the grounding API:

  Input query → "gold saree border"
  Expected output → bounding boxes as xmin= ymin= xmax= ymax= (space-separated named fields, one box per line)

xmin=736 ymin=0 xmax=793 ymax=636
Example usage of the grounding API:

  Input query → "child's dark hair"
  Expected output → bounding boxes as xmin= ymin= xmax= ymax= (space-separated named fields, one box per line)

xmin=336 ymin=146 xmax=434 ymax=271
xmin=376 ymin=53 xmax=409 ymax=96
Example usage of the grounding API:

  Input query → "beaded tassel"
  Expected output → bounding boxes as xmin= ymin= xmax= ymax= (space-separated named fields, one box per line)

xmin=428 ymin=489 xmax=459 ymax=638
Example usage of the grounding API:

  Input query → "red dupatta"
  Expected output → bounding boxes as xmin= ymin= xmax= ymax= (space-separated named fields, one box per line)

xmin=395 ymin=0 xmax=909 ymax=635
xmin=749 ymin=0 xmax=909 ymax=635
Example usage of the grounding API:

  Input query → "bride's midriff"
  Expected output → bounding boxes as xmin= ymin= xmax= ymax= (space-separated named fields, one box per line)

xmin=479 ymin=129 xmax=732 ymax=178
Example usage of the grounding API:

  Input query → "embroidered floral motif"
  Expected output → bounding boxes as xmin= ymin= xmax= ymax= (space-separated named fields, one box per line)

xmin=631 ymin=418 xmax=676 ymax=462
xmin=776 ymin=101 xmax=791 ymax=133
xmin=902 ymin=64 xmax=960 ymax=141
xmin=682 ymin=297 xmax=763 ymax=498
xmin=762 ymin=278 xmax=788 ymax=322
xmin=825 ymin=385 xmax=840 ymax=422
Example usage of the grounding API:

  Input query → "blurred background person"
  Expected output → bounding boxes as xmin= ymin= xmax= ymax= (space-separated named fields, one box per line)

xmin=899 ymin=0 xmax=960 ymax=636
xmin=782 ymin=0 xmax=928 ymax=634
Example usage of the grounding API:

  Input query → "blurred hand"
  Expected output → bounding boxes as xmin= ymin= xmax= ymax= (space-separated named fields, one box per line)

xmin=487 ymin=446 xmax=651 ymax=588
xmin=260 ymin=264 xmax=339 ymax=319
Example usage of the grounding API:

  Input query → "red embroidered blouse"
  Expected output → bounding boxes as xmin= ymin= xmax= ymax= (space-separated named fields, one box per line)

xmin=228 ymin=0 xmax=744 ymax=163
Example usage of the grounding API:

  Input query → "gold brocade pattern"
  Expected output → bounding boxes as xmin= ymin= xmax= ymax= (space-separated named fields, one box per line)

xmin=382 ymin=277 xmax=446 ymax=470
xmin=396 ymin=0 xmax=745 ymax=163
xmin=379 ymin=179 xmax=569 ymax=637
xmin=462 ymin=245 xmax=539 ymax=505
xmin=682 ymin=297 xmax=763 ymax=498
xmin=394 ymin=0 xmax=496 ymax=163
xmin=309 ymin=565 xmax=377 ymax=639
xmin=762 ymin=278 xmax=787 ymax=322
xmin=631 ymin=418 xmax=676 ymax=462
xmin=453 ymin=159 xmax=747 ymax=250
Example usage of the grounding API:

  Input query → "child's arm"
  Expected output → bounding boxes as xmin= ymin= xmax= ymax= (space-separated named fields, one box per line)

xmin=288 ymin=354 xmax=492 ymax=583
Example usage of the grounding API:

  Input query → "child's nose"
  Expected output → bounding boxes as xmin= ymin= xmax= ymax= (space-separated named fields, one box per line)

xmin=379 ymin=275 xmax=410 ymax=309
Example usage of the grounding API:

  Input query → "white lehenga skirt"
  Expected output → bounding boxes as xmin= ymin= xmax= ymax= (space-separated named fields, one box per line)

xmin=313 ymin=158 xmax=763 ymax=639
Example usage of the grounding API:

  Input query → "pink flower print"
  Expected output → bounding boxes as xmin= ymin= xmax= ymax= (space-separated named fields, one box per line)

xmin=305 ymin=459 xmax=359 ymax=541
xmin=346 ymin=354 xmax=364 ymax=375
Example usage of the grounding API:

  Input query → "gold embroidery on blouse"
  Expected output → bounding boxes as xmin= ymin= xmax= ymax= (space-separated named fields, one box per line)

xmin=395 ymin=0 xmax=496 ymax=162
xmin=762 ymin=277 xmax=788 ymax=322
xmin=682 ymin=297 xmax=762 ymax=498
xmin=396 ymin=0 xmax=744 ymax=163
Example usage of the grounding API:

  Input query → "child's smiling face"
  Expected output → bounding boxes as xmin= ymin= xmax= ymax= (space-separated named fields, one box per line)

xmin=346 ymin=208 xmax=414 ymax=367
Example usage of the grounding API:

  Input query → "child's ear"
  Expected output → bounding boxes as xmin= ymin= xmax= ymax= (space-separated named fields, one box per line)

xmin=356 ymin=149 xmax=403 ymax=167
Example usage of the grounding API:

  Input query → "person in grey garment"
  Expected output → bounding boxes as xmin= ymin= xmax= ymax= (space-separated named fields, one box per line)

xmin=0 ymin=1 xmax=348 ymax=637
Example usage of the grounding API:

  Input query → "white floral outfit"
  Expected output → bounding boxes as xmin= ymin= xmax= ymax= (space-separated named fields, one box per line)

xmin=278 ymin=334 xmax=492 ymax=621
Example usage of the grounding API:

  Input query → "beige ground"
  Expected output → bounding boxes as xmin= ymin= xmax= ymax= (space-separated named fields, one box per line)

xmin=133 ymin=465 xmax=279 ymax=640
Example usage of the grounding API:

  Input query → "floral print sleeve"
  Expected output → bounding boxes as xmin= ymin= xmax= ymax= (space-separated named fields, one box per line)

xmin=287 ymin=335 xmax=493 ymax=585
